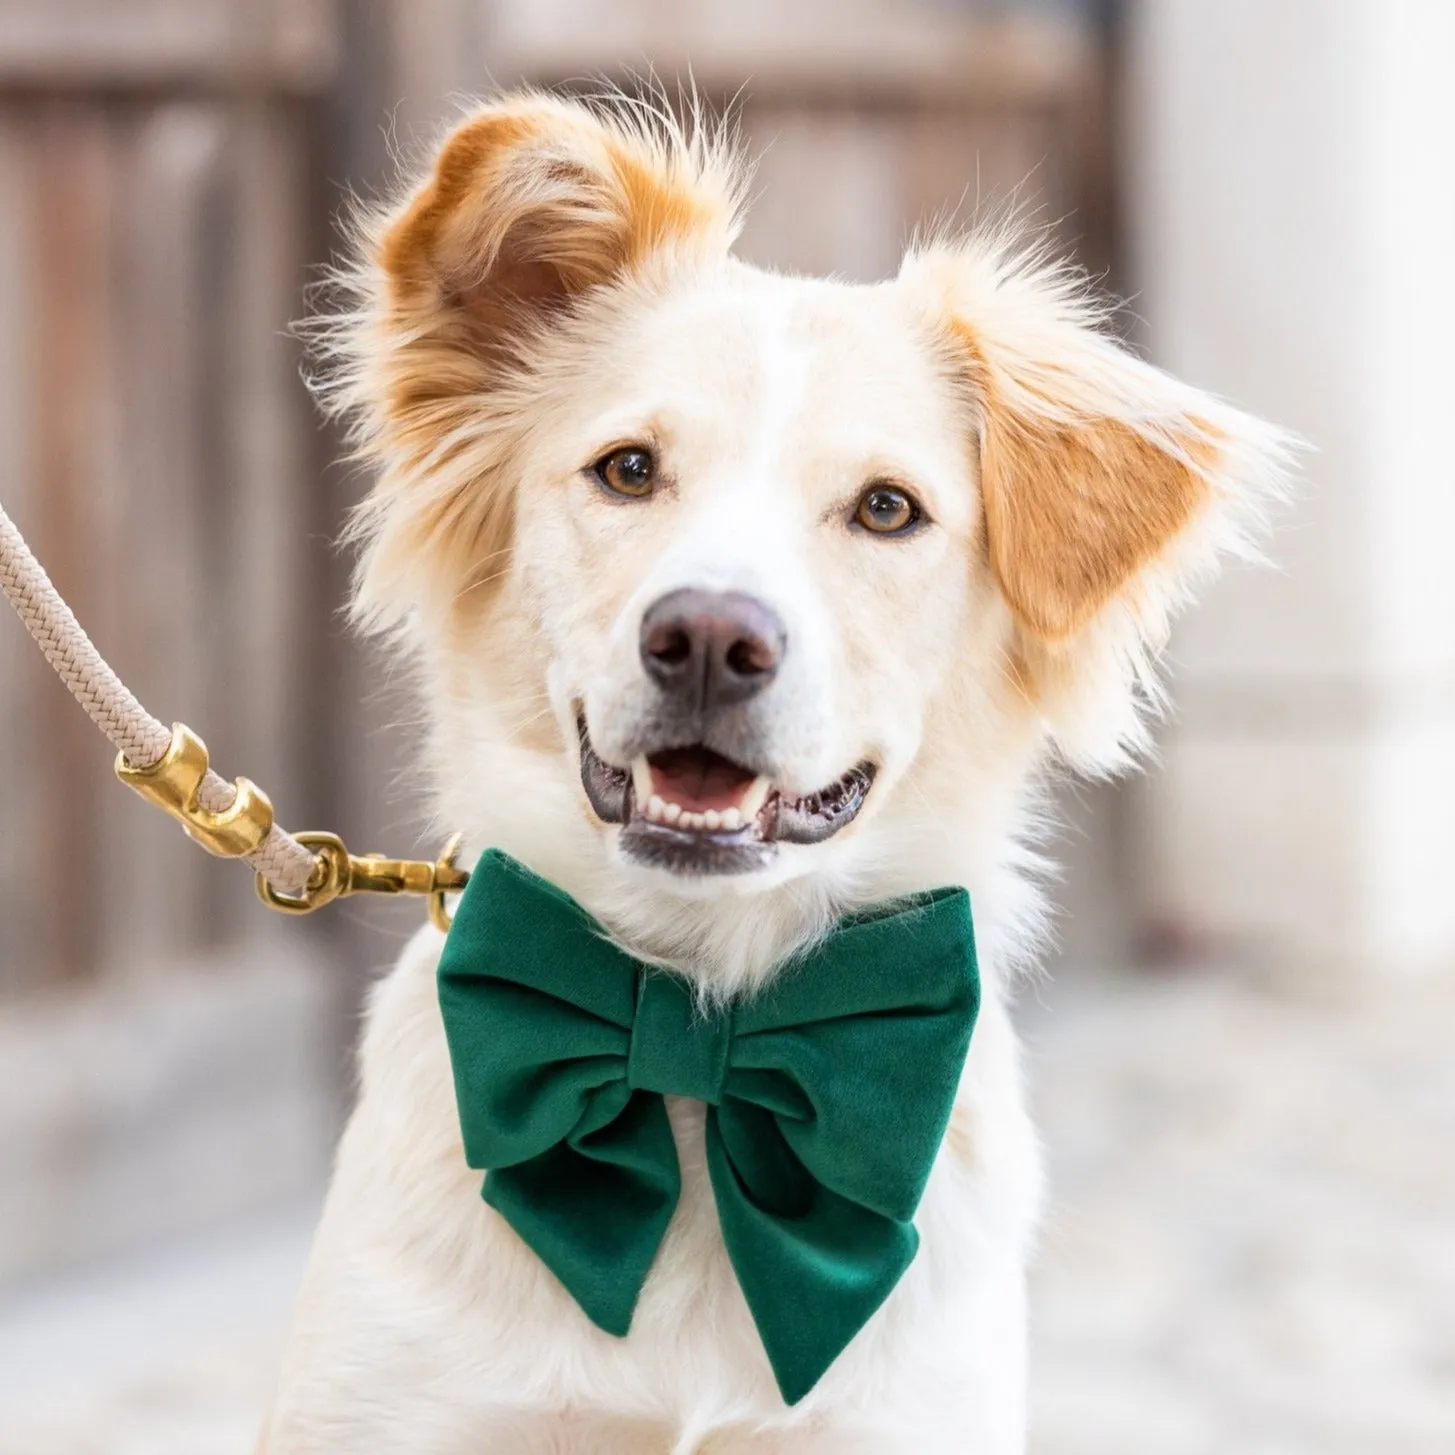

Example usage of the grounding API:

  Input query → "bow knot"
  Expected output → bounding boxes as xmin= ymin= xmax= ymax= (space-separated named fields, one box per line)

xmin=627 ymin=973 xmax=731 ymax=1105
xmin=437 ymin=850 xmax=978 ymax=1404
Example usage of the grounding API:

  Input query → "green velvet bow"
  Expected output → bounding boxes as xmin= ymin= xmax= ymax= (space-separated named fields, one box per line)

xmin=437 ymin=850 xmax=979 ymax=1405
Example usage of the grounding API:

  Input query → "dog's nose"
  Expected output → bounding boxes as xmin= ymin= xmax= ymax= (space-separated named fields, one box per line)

xmin=639 ymin=588 xmax=786 ymax=710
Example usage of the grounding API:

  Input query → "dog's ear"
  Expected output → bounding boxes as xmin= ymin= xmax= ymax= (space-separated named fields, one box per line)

xmin=972 ymin=387 xmax=1212 ymax=643
xmin=320 ymin=93 xmax=743 ymax=632
xmin=903 ymin=239 xmax=1288 ymax=645
xmin=379 ymin=93 xmax=743 ymax=337
xmin=901 ymin=236 xmax=1294 ymax=764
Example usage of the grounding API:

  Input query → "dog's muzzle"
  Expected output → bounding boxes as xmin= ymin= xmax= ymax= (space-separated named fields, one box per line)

xmin=579 ymin=588 xmax=874 ymax=875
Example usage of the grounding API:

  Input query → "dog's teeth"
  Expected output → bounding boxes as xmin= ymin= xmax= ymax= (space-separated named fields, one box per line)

xmin=719 ymin=807 xmax=742 ymax=832
xmin=702 ymin=809 xmax=721 ymax=832
xmin=680 ymin=811 xmax=702 ymax=831
xmin=738 ymin=775 xmax=771 ymax=820
xmin=631 ymin=756 xmax=653 ymax=809
xmin=646 ymin=794 xmax=667 ymax=823
xmin=663 ymin=801 xmax=682 ymax=824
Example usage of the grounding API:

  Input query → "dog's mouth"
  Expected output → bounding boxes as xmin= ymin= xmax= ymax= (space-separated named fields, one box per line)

xmin=577 ymin=717 xmax=875 ymax=875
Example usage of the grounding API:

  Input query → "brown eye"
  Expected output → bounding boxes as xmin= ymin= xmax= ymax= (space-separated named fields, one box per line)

xmin=854 ymin=484 xmax=920 ymax=535
xmin=594 ymin=445 xmax=656 ymax=498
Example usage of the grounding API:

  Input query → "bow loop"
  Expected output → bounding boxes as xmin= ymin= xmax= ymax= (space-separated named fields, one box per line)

xmin=437 ymin=850 xmax=979 ymax=1405
xmin=724 ymin=891 xmax=979 ymax=1221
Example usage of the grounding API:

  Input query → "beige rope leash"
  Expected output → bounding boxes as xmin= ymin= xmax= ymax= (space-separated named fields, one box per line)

xmin=0 ymin=497 xmax=464 ymax=927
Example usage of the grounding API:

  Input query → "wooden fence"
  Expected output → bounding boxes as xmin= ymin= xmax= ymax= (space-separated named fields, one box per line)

xmin=0 ymin=0 xmax=348 ymax=997
xmin=0 ymin=0 xmax=1109 ymax=999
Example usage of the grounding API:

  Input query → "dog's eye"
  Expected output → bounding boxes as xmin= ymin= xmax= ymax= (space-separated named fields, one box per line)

xmin=853 ymin=484 xmax=920 ymax=536
xmin=594 ymin=446 xmax=657 ymax=499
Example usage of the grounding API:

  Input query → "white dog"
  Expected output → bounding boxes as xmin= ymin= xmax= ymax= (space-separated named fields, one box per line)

xmin=264 ymin=93 xmax=1291 ymax=1453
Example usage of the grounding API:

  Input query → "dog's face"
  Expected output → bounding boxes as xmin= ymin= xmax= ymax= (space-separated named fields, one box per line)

xmin=333 ymin=95 xmax=1287 ymax=975
xmin=510 ymin=272 xmax=982 ymax=887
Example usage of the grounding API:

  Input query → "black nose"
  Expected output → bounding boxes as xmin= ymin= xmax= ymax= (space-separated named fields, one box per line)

xmin=639 ymin=588 xmax=786 ymax=711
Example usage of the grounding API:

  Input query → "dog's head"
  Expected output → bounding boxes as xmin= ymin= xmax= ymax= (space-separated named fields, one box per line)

xmin=324 ymin=94 xmax=1290 ymax=987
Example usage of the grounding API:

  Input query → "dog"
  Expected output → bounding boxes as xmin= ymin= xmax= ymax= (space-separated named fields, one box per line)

xmin=263 ymin=91 xmax=1291 ymax=1453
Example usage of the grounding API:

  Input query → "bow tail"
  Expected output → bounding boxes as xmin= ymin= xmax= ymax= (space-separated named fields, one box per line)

xmin=706 ymin=1106 xmax=919 ymax=1406
xmin=484 ymin=1089 xmax=681 ymax=1338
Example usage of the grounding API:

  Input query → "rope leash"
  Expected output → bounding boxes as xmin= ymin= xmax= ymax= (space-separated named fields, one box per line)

xmin=0 ymin=497 xmax=465 ymax=929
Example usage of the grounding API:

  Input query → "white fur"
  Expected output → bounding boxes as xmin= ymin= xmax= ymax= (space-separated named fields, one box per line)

xmin=264 ymin=95 xmax=1294 ymax=1452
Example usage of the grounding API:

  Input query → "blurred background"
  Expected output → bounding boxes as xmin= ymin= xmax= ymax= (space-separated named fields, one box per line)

xmin=0 ymin=1 xmax=1451 ymax=1451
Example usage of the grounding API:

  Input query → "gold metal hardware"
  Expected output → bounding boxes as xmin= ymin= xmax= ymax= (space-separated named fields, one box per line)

xmin=255 ymin=830 xmax=468 ymax=929
xmin=116 ymin=722 xmax=275 ymax=858
xmin=113 ymin=721 xmax=466 ymax=928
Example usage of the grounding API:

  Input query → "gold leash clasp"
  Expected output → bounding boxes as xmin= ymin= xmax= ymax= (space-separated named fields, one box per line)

xmin=116 ymin=722 xmax=275 ymax=858
xmin=113 ymin=721 xmax=467 ymax=929
xmin=255 ymin=831 xmax=468 ymax=931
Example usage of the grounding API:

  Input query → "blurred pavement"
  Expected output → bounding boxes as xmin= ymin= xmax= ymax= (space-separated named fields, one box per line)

xmin=1 ymin=966 xmax=1449 ymax=1454
xmin=1028 ymin=967 xmax=1455 ymax=1455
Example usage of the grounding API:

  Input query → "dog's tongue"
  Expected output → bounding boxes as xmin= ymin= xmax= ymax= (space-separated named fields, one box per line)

xmin=648 ymin=746 xmax=757 ymax=813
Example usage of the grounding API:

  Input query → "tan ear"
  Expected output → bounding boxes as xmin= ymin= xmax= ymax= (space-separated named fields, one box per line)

xmin=901 ymin=235 xmax=1295 ymax=766
xmin=316 ymin=93 xmax=743 ymax=631
xmin=976 ymin=394 xmax=1210 ymax=640
xmin=902 ymin=238 xmax=1240 ymax=643
xmin=379 ymin=93 xmax=742 ymax=332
